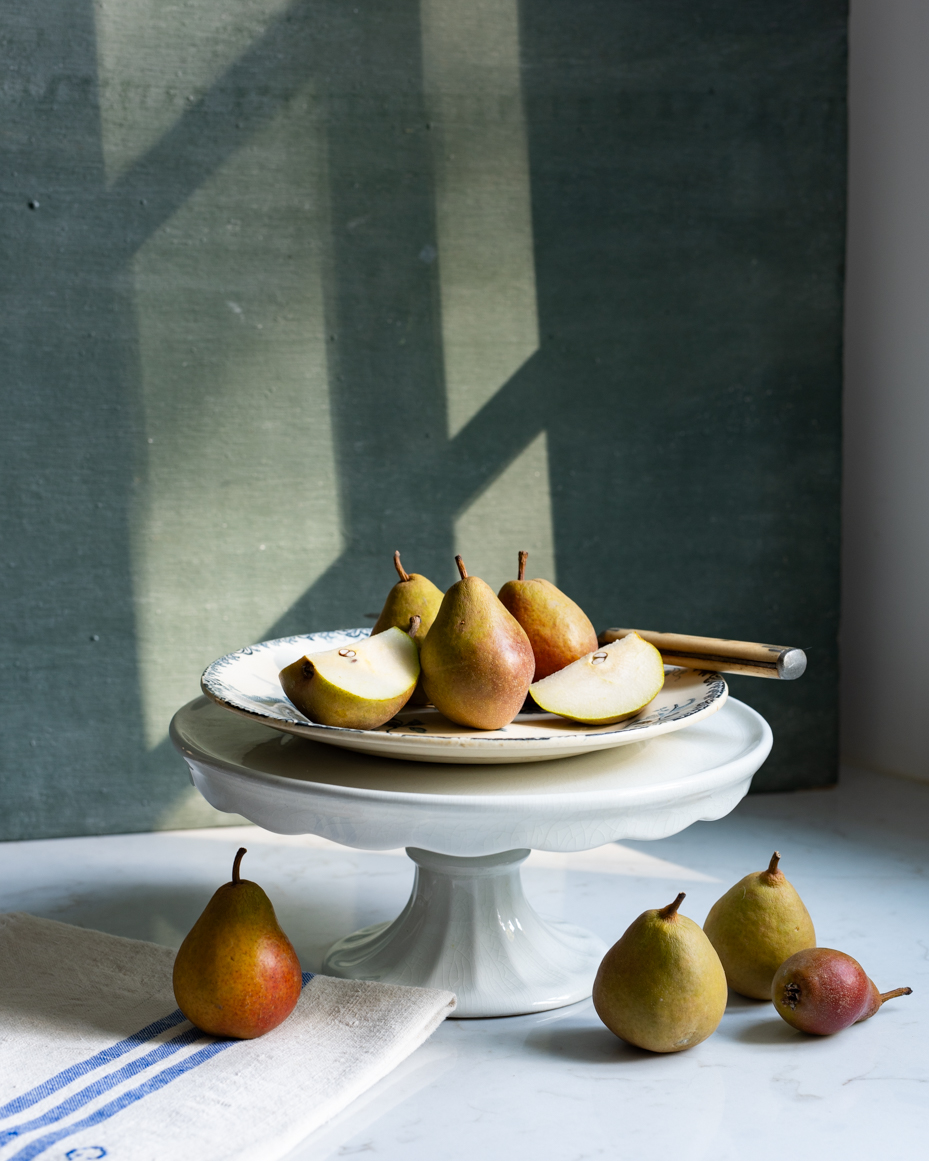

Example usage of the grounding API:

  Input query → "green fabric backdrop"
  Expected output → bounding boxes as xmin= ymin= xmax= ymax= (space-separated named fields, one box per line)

xmin=0 ymin=0 xmax=846 ymax=839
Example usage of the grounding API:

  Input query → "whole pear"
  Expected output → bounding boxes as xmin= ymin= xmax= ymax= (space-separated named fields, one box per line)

xmin=372 ymin=553 xmax=442 ymax=705
xmin=703 ymin=851 xmax=816 ymax=999
xmin=420 ymin=555 xmax=535 ymax=730
xmin=173 ymin=848 xmax=303 ymax=1039
xmin=592 ymin=893 xmax=728 ymax=1053
xmin=772 ymin=947 xmax=912 ymax=1035
xmin=498 ymin=550 xmax=598 ymax=681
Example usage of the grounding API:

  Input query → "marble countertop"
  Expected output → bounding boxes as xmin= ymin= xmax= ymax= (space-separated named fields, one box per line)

xmin=2 ymin=766 xmax=925 ymax=1161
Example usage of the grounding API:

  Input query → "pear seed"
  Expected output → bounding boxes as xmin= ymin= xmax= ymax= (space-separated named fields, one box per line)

xmin=591 ymin=651 xmax=608 ymax=664
xmin=338 ymin=648 xmax=356 ymax=658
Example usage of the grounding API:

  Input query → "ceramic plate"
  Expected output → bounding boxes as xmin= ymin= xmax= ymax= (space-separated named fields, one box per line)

xmin=201 ymin=629 xmax=728 ymax=764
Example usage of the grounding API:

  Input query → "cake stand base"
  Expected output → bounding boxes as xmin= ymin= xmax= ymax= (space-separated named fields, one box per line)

xmin=322 ymin=847 xmax=608 ymax=1018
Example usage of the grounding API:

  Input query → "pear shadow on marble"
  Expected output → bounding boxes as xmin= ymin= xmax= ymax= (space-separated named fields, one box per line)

xmin=522 ymin=1020 xmax=664 ymax=1065
xmin=733 ymin=1018 xmax=803 ymax=1046
xmin=724 ymin=990 xmax=773 ymax=1011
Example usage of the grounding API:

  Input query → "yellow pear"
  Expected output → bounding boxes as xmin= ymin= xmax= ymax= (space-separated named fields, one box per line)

xmin=498 ymin=550 xmax=599 ymax=681
xmin=529 ymin=632 xmax=664 ymax=724
xmin=279 ymin=625 xmax=419 ymax=730
xmin=703 ymin=851 xmax=816 ymax=999
xmin=371 ymin=551 xmax=443 ymax=704
xmin=593 ymin=893 xmax=728 ymax=1053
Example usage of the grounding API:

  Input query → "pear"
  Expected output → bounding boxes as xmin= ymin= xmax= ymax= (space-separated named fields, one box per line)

xmin=173 ymin=848 xmax=302 ymax=1039
xmin=279 ymin=624 xmax=419 ymax=730
xmin=592 ymin=892 xmax=728 ymax=1053
xmin=372 ymin=551 xmax=443 ymax=643
xmin=372 ymin=552 xmax=443 ymax=705
xmin=772 ymin=947 xmax=912 ymax=1035
xmin=703 ymin=851 xmax=816 ymax=999
xmin=529 ymin=631 xmax=664 ymax=725
xmin=498 ymin=550 xmax=599 ymax=681
xmin=420 ymin=555 xmax=534 ymax=730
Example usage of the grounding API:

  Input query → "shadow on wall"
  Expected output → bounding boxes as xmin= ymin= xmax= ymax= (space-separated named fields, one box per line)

xmin=0 ymin=0 xmax=846 ymax=839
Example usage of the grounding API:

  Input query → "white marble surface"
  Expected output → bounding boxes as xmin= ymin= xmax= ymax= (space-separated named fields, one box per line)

xmin=1 ymin=766 xmax=926 ymax=1160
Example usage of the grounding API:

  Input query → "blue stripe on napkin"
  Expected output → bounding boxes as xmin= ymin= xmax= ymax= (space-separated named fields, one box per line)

xmin=1 ymin=973 xmax=315 ymax=1161
xmin=0 ymin=1010 xmax=189 ymax=1119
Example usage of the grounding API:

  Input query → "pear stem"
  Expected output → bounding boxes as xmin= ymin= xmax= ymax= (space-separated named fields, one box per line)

xmin=879 ymin=987 xmax=913 ymax=1003
xmin=232 ymin=847 xmax=247 ymax=885
xmin=767 ymin=851 xmax=781 ymax=874
xmin=407 ymin=614 xmax=422 ymax=638
xmin=658 ymin=892 xmax=686 ymax=920
xmin=394 ymin=551 xmax=411 ymax=584
xmin=517 ymin=550 xmax=528 ymax=581
xmin=455 ymin=555 xmax=468 ymax=580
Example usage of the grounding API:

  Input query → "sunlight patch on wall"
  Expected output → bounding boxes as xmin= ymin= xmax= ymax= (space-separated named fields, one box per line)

xmin=93 ymin=0 xmax=293 ymax=180
xmin=453 ymin=431 xmax=555 ymax=593
xmin=130 ymin=90 xmax=342 ymax=749
xmin=421 ymin=0 xmax=539 ymax=438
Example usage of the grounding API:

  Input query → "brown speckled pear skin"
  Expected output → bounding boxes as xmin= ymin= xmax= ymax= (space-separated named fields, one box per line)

xmin=372 ymin=552 xmax=443 ymax=705
xmin=497 ymin=551 xmax=598 ymax=681
xmin=703 ymin=852 xmax=816 ymax=1000
xmin=592 ymin=893 xmax=728 ymax=1053
xmin=420 ymin=556 xmax=534 ymax=730
xmin=173 ymin=849 xmax=302 ymax=1039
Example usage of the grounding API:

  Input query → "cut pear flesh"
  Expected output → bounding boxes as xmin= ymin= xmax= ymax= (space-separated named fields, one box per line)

xmin=529 ymin=632 xmax=664 ymax=725
xmin=279 ymin=627 xmax=420 ymax=730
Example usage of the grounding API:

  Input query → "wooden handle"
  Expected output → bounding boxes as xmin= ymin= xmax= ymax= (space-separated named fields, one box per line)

xmin=597 ymin=628 xmax=807 ymax=680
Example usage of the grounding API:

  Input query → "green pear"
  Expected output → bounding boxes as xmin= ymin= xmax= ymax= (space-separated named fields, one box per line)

xmin=420 ymin=555 xmax=535 ymax=730
xmin=529 ymin=631 xmax=664 ymax=724
xmin=173 ymin=848 xmax=302 ymax=1039
xmin=592 ymin=892 xmax=728 ymax=1053
xmin=498 ymin=550 xmax=599 ymax=681
xmin=279 ymin=624 xmax=419 ymax=730
xmin=703 ymin=851 xmax=816 ymax=1000
xmin=371 ymin=552 xmax=443 ymax=705
xmin=372 ymin=551 xmax=443 ymax=642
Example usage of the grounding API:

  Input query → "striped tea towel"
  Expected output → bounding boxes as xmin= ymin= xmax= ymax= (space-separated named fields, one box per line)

xmin=0 ymin=913 xmax=456 ymax=1161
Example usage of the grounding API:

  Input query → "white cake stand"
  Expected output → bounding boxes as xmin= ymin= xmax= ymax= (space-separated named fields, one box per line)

xmin=170 ymin=695 xmax=771 ymax=1017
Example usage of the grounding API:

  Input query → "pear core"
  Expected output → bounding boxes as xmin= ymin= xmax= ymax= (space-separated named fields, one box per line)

xmin=279 ymin=626 xmax=419 ymax=729
xmin=529 ymin=631 xmax=665 ymax=724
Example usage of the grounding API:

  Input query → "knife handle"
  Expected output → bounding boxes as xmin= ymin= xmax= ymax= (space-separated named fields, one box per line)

xmin=597 ymin=628 xmax=807 ymax=680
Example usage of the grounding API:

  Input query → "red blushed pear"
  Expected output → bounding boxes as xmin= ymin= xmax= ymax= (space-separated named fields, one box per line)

xmin=173 ymin=848 xmax=303 ymax=1039
xmin=420 ymin=555 xmax=535 ymax=730
xmin=772 ymin=947 xmax=912 ymax=1035
xmin=498 ymin=550 xmax=598 ymax=681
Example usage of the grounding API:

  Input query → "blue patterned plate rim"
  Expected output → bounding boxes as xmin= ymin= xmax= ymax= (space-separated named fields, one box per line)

xmin=200 ymin=628 xmax=728 ymax=752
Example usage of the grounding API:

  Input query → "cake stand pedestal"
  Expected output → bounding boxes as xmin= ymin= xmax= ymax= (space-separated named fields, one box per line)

xmin=171 ymin=696 xmax=771 ymax=1017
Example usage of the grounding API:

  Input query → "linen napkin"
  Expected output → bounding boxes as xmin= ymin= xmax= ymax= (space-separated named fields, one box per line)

xmin=0 ymin=912 xmax=456 ymax=1161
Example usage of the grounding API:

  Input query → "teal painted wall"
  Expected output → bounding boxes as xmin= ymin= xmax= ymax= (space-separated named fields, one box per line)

xmin=0 ymin=1 xmax=846 ymax=839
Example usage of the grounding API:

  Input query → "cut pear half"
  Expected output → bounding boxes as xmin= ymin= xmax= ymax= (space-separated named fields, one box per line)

xmin=529 ymin=632 xmax=665 ymax=725
xmin=279 ymin=627 xmax=420 ymax=730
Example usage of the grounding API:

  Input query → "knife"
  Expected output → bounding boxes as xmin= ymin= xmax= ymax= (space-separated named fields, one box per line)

xmin=596 ymin=628 xmax=807 ymax=680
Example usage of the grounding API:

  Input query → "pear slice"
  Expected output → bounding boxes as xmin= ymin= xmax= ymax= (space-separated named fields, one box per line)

xmin=529 ymin=631 xmax=664 ymax=725
xmin=279 ymin=626 xmax=419 ymax=730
